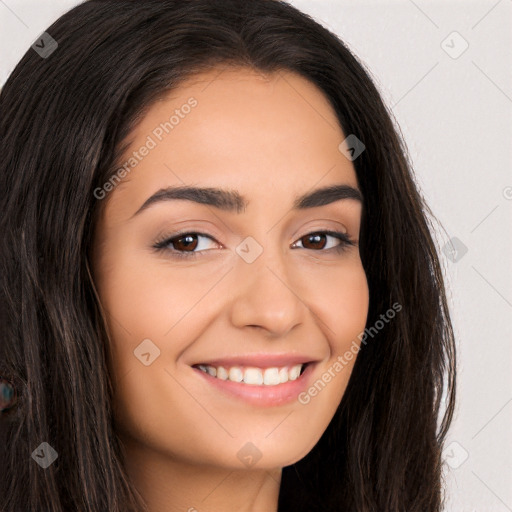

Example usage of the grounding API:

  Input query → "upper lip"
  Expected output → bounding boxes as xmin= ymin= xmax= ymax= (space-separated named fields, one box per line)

xmin=192 ymin=353 xmax=319 ymax=368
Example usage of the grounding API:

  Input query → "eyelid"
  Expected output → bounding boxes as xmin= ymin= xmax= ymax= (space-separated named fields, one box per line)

xmin=152 ymin=229 xmax=222 ymax=252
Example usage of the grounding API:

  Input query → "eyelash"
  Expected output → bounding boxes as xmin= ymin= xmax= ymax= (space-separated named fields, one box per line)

xmin=152 ymin=229 xmax=356 ymax=259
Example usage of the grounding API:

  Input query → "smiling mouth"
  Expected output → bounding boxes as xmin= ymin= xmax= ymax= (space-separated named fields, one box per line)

xmin=192 ymin=362 xmax=309 ymax=386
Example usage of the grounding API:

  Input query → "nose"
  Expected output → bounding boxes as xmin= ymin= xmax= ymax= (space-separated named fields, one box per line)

xmin=229 ymin=244 xmax=306 ymax=337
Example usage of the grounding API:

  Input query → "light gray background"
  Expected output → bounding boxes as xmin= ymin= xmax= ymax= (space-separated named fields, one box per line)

xmin=1 ymin=1 xmax=511 ymax=510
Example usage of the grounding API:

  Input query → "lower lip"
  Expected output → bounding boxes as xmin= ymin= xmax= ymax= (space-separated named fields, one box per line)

xmin=192 ymin=363 xmax=315 ymax=407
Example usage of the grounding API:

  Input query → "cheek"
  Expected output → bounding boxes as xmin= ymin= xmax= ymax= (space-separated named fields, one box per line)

xmin=93 ymin=242 xmax=233 ymax=395
xmin=305 ymin=259 xmax=368 ymax=381
xmin=93 ymin=249 xmax=224 ymax=462
xmin=300 ymin=256 xmax=369 ymax=348
xmin=293 ymin=259 xmax=368 ymax=413
xmin=94 ymin=243 xmax=199 ymax=339
xmin=329 ymin=268 xmax=369 ymax=349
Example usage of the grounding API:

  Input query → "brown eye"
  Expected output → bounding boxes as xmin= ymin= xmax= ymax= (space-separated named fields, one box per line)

xmin=153 ymin=232 xmax=219 ymax=259
xmin=301 ymin=233 xmax=328 ymax=250
xmin=171 ymin=234 xmax=199 ymax=252
xmin=292 ymin=230 xmax=354 ymax=253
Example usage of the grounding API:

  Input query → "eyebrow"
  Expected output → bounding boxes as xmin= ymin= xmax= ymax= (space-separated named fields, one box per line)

xmin=131 ymin=183 xmax=363 ymax=218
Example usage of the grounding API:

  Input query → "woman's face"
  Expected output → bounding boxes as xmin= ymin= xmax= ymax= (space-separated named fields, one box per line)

xmin=92 ymin=67 xmax=369 ymax=471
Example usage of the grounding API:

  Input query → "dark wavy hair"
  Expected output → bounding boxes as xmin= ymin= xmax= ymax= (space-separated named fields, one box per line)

xmin=0 ymin=0 xmax=456 ymax=510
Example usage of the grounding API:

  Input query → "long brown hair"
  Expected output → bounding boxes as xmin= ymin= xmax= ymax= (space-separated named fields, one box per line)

xmin=0 ymin=1 xmax=456 ymax=510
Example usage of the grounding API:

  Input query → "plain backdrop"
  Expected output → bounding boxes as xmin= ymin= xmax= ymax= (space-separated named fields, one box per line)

xmin=1 ymin=1 xmax=511 ymax=511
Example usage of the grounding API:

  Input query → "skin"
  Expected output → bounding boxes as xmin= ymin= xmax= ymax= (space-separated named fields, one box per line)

xmin=91 ymin=66 xmax=369 ymax=512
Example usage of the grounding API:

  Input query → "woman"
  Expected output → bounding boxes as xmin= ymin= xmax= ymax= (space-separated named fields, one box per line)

xmin=0 ymin=1 xmax=456 ymax=511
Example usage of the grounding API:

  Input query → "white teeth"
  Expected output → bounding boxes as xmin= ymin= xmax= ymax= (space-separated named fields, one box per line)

xmin=263 ymin=367 xmax=280 ymax=385
xmin=228 ymin=367 xmax=243 ymax=383
xmin=289 ymin=365 xmax=301 ymax=381
xmin=244 ymin=367 xmax=264 ymax=385
xmin=216 ymin=366 xmax=228 ymax=380
xmin=196 ymin=363 xmax=304 ymax=386
xmin=197 ymin=364 xmax=217 ymax=377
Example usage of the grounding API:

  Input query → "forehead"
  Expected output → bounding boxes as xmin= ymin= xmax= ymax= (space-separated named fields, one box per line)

xmin=103 ymin=66 xmax=358 ymax=218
